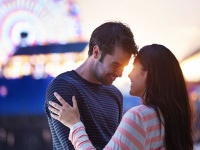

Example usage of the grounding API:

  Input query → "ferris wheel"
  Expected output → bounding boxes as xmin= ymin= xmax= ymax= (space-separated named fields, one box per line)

xmin=0 ymin=0 xmax=82 ymax=65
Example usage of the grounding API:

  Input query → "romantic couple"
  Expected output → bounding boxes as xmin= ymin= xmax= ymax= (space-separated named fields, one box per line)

xmin=45 ymin=22 xmax=193 ymax=150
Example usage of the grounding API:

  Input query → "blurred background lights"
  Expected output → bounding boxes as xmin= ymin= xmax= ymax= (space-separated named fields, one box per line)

xmin=0 ymin=0 xmax=85 ymax=80
xmin=11 ymin=21 xmax=36 ymax=46
xmin=0 ymin=85 xmax=8 ymax=97
xmin=0 ymin=0 xmax=200 ymax=149
xmin=181 ymin=52 xmax=200 ymax=82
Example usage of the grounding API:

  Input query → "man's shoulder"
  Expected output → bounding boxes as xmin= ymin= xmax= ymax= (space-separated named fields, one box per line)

xmin=53 ymin=70 xmax=78 ymax=83
xmin=108 ymin=84 xmax=123 ymax=95
xmin=46 ymin=70 xmax=78 ymax=90
xmin=56 ymin=70 xmax=74 ymax=79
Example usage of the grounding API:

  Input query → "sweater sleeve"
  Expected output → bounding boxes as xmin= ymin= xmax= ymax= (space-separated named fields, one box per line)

xmin=69 ymin=122 xmax=96 ymax=150
xmin=68 ymin=107 xmax=147 ymax=150
xmin=69 ymin=106 xmax=166 ymax=150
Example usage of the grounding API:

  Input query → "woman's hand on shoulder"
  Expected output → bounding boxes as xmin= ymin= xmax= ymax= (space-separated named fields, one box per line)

xmin=48 ymin=92 xmax=80 ymax=129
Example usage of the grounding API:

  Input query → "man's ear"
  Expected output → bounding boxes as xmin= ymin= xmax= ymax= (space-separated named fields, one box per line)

xmin=93 ymin=45 xmax=101 ymax=58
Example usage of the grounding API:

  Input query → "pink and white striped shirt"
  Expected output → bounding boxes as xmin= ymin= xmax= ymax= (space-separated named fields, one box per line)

xmin=69 ymin=105 xmax=166 ymax=150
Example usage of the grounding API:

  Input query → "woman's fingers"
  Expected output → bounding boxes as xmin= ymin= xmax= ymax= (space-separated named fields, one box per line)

xmin=48 ymin=94 xmax=80 ymax=128
xmin=48 ymin=104 xmax=60 ymax=115
xmin=54 ymin=92 xmax=70 ymax=108
xmin=49 ymin=101 xmax=62 ymax=110
xmin=50 ymin=111 xmax=59 ymax=120
xmin=72 ymin=96 xmax=80 ymax=116
xmin=72 ymin=96 xmax=78 ymax=108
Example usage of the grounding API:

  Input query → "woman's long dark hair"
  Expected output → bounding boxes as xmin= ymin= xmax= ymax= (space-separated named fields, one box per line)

xmin=135 ymin=44 xmax=193 ymax=150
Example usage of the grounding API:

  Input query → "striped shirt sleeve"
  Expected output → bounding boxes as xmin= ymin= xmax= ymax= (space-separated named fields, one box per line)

xmin=69 ymin=122 xmax=96 ymax=150
xmin=69 ymin=105 xmax=165 ymax=150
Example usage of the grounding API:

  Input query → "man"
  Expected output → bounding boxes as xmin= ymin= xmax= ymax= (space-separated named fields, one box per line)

xmin=45 ymin=21 xmax=138 ymax=150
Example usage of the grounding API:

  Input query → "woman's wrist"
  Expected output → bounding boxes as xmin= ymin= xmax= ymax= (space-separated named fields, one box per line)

xmin=70 ymin=121 xmax=83 ymax=130
xmin=69 ymin=121 xmax=84 ymax=141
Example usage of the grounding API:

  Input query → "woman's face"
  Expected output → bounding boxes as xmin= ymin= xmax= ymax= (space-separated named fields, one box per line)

xmin=128 ymin=61 xmax=147 ymax=98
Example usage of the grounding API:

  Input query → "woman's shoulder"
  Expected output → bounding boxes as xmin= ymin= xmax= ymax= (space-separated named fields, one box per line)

xmin=124 ymin=104 xmax=156 ymax=121
xmin=129 ymin=104 xmax=154 ymax=113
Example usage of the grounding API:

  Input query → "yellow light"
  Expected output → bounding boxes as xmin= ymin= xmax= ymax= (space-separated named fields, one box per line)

xmin=114 ymin=57 xmax=134 ymax=95
xmin=180 ymin=52 xmax=200 ymax=82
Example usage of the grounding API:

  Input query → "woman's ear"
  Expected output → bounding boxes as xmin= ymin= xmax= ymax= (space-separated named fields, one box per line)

xmin=92 ymin=45 xmax=101 ymax=58
xmin=141 ymin=70 xmax=147 ymax=79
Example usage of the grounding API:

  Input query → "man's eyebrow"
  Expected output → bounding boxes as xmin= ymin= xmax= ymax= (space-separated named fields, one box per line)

xmin=112 ymin=62 xmax=121 ymax=65
xmin=112 ymin=62 xmax=127 ymax=67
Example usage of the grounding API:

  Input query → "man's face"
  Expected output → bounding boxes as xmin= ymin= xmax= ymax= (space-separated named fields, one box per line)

xmin=93 ymin=46 xmax=131 ymax=85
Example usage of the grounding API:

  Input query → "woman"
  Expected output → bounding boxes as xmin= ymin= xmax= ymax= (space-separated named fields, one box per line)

xmin=48 ymin=44 xmax=193 ymax=150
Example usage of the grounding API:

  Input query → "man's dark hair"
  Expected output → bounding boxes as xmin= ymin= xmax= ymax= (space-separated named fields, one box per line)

xmin=88 ymin=21 xmax=138 ymax=61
